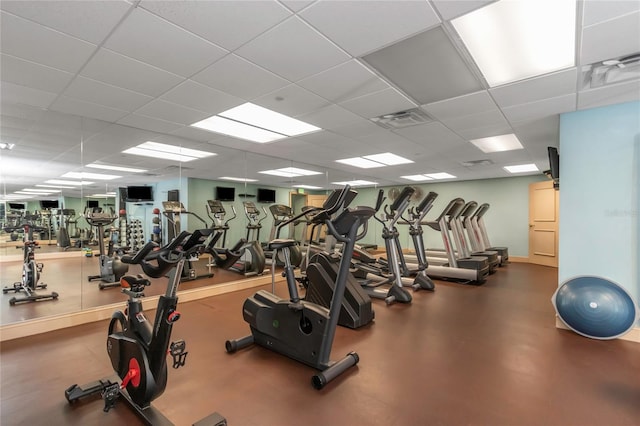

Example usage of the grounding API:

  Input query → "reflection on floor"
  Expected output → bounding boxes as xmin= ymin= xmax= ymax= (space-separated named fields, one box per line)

xmin=1 ymin=263 xmax=639 ymax=425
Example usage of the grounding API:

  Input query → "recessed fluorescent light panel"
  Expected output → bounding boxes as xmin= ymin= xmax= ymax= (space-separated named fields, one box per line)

xmin=401 ymin=175 xmax=435 ymax=182
xmin=425 ymin=172 xmax=456 ymax=180
xmin=62 ymin=172 xmax=121 ymax=180
xmin=337 ymin=152 xmax=413 ymax=169
xmin=219 ymin=176 xmax=259 ymax=183
xmin=15 ymin=191 xmax=52 ymax=195
xmin=87 ymin=163 xmax=147 ymax=173
xmin=22 ymin=188 xmax=62 ymax=193
xmin=470 ymin=134 xmax=524 ymax=153
xmin=36 ymin=184 xmax=74 ymax=189
xmin=332 ymin=180 xmax=378 ymax=186
xmin=504 ymin=164 xmax=539 ymax=173
xmin=293 ymin=184 xmax=323 ymax=190
xmin=452 ymin=0 xmax=576 ymax=86
xmin=44 ymin=179 xmax=93 ymax=186
xmin=260 ymin=167 xmax=322 ymax=177
xmin=123 ymin=142 xmax=216 ymax=162
xmin=191 ymin=102 xmax=321 ymax=143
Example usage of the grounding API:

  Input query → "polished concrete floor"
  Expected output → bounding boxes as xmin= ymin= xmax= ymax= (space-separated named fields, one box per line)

xmin=1 ymin=263 xmax=639 ymax=425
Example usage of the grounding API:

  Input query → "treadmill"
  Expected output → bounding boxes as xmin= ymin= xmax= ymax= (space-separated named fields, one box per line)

xmin=470 ymin=203 xmax=509 ymax=265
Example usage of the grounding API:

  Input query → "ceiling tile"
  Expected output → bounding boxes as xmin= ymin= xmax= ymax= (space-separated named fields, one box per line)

xmin=363 ymin=26 xmax=484 ymax=104
xmin=81 ymin=48 xmax=183 ymax=97
xmin=134 ymin=99 xmax=210 ymax=126
xmin=440 ymin=109 xmax=509 ymax=132
xmin=1 ymin=11 xmax=97 ymax=73
xmin=104 ymin=8 xmax=227 ymax=78
xmin=63 ymin=76 xmax=154 ymax=112
xmin=49 ymin=96 xmax=129 ymax=123
xmin=161 ymin=80 xmax=243 ymax=115
xmin=1 ymin=54 xmax=74 ymax=94
xmin=295 ymin=104 xmax=363 ymax=130
xmin=298 ymin=59 xmax=389 ymax=103
xmin=502 ymin=94 xmax=576 ymax=124
xmin=577 ymin=80 xmax=640 ymax=110
xmin=431 ymin=1 xmax=497 ymax=20
xmin=393 ymin=122 xmax=467 ymax=151
xmin=0 ymin=81 xmax=57 ymax=109
xmin=300 ymin=0 xmax=440 ymax=57
xmin=169 ymin=126 xmax=225 ymax=143
xmin=117 ymin=114 xmax=184 ymax=134
xmin=330 ymin=117 xmax=387 ymax=139
xmin=192 ymin=54 xmax=289 ymax=100
xmin=0 ymin=0 xmax=131 ymax=45
xmin=489 ymin=68 xmax=578 ymax=108
xmin=581 ymin=11 xmax=640 ymax=65
xmin=253 ymin=84 xmax=330 ymax=117
xmin=583 ymin=0 xmax=640 ymax=27
xmin=423 ymin=91 xmax=497 ymax=120
xmin=279 ymin=1 xmax=316 ymax=13
xmin=140 ymin=0 xmax=291 ymax=51
xmin=456 ymin=123 xmax=513 ymax=141
xmin=235 ymin=16 xmax=349 ymax=81
xmin=339 ymin=87 xmax=416 ymax=118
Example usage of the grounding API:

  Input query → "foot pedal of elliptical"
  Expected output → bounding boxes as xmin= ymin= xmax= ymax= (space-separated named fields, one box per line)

xmin=101 ymin=382 xmax=120 ymax=412
xmin=170 ymin=340 xmax=188 ymax=368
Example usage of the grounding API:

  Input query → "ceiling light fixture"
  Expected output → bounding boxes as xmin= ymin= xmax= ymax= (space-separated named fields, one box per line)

xmin=470 ymin=134 xmax=524 ymax=153
xmin=86 ymin=163 xmax=148 ymax=173
xmin=123 ymin=142 xmax=216 ymax=162
xmin=44 ymin=179 xmax=94 ymax=186
xmin=0 ymin=143 xmax=16 ymax=150
xmin=36 ymin=184 xmax=75 ymax=189
xmin=331 ymin=180 xmax=378 ymax=186
xmin=62 ymin=172 xmax=121 ymax=180
xmin=401 ymin=175 xmax=435 ymax=181
xmin=504 ymin=164 xmax=539 ymax=173
xmin=337 ymin=152 xmax=413 ymax=169
xmin=259 ymin=167 xmax=322 ymax=177
xmin=425 ymin=172 xmax=456 ymax=180
xmin=292 ymin=184 xmax=323 ymax=190
xmin=452 ymin=0 xmax=576 ymax=87
xmin=21 ymin=188 xmax=62 ymax=193
xmin=191 ymin=102 xmax=321 ymax=143
xmin=219 ymin=176 xmax=259 ymax=182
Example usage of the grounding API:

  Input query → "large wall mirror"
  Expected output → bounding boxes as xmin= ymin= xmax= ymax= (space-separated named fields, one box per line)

xmin=0 ymin=107 xmax=369 ymax=326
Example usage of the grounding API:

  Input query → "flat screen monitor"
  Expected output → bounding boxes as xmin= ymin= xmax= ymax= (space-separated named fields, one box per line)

xmin=126 ymin=186 xmax=154 ymax=202
xmin=547 ymin=147 xmax=560 ymax=180
xmin=8 ymin=203 xmax=25 ymax=210
xmin=86 ymin=200 xmax=99 ymax=208
xmin=216 ymin=186 xmax=235 ymax=202
xmin=40 ymin=200 xmax=60 ymax=209
xmin=257 ymin=188 xmax=276 ymax=204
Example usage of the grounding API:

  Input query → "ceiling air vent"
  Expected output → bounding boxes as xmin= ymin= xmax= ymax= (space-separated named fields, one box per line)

xmin=461 ymin=159 xmax=494 ymax=167
xmin=584 ymin=53 xmax=640 ymax=89
xmin=371 ymin=108 xmax=432 ymax=130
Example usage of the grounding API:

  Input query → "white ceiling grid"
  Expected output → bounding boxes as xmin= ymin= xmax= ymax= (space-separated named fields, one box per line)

xmin=0 ymin=0 xmax=638 ymax=198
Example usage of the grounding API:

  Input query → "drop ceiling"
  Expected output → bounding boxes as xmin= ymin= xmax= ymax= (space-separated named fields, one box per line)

xmin=1 ymin=0 xmax=639 ymax=199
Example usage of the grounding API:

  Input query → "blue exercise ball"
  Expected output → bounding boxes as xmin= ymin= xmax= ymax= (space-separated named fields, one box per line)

xmin=552 ymin=276 xmax=638 ymax=340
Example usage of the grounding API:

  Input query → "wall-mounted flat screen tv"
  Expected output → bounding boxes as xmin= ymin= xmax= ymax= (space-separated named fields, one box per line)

xmin=8 ymin=203 xmax=25 ymax=210
xmin=40 ymin=200 xmax=60 ymax=209
xmin=126 ymin=186 xmax=154 ymax=202
xmin=216 ymin=186 xmax=235 ymax=202
xmin=257 ymin=188 xmax=276 ymax=203
xmin=86 ymin=200 xmax=99 ymax=208
xmin=547 ymin=146 xmax=560 ymax=180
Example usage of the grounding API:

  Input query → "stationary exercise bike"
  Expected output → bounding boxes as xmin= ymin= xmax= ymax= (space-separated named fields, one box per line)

xmin=85 ymin=208 xmax=129 ymax=289
xmin=226 ymin=186 xmax=376 ymax=389
xmin=65 ymin=230 xmax=226 ymax=426
xmin=3 ymin=223 xmax=59 ymax=305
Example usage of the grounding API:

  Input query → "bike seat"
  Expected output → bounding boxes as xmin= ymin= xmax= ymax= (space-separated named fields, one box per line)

xmin=268 ymin=239 xmax=297 ymax=251
xmin=120 ymin=274 xmax=150 ymax=289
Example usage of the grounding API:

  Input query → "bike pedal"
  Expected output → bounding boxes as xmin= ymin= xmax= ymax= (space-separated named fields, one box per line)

xmin=170 ymin=340 xmax=188 ymax=368
xmin=101 ymin=382 xmax=120 ymax=412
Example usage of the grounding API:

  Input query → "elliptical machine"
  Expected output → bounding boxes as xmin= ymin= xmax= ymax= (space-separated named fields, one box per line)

xmin=86 ymin=208 xmax=129 ymax=290
xmin=65 ymin=230 xmax=226 ymax=426
xmin=225 ymin=186 xmax=376 ymax=389
xmin=352 ymin=187 xmax=415 ymax=305
xmin=3 ymin=223 xmax=59 ymax=305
